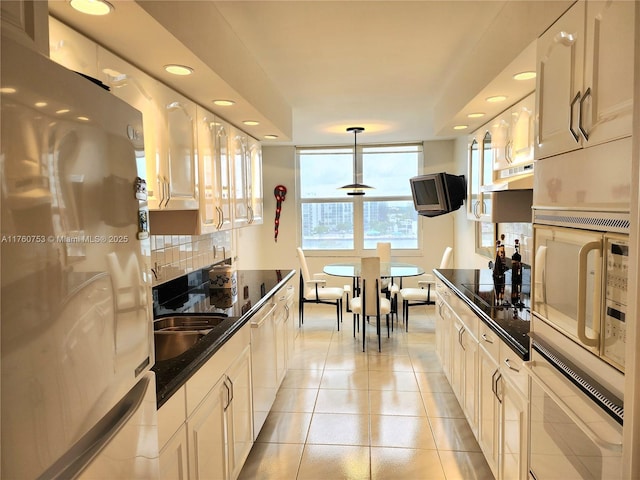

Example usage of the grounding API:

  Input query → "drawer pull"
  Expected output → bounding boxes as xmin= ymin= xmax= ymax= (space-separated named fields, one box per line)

xmin=481 ymin=333 xmax=493 ymax=344
xmin=504 ymin=358 xmax=520 ymax=373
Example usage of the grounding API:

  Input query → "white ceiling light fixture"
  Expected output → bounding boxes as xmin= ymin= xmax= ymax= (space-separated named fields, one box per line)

xmin=513 ymin=71 xmax=536 ymax=81
xmin=213 ymin=99 xmax=235 ymax=106
xmin=69 ymin=0 xmax=113 ymax=16
xmin=453 ymin=125 xmax=468 ymax=130
xmin=338 ymin=127 xmax=374 ymax=196
xmin=164 ymin=64 xmax=193 ymax=76
xmin=486 ymin=95 xmax=507 ymax=103
xmin=467 ymin=112 xmax=485 ymax=119
xmin=243 ymin=120 xmax=259 ymax=126
xmin=264 ymin=134 xmax=279 ymax=139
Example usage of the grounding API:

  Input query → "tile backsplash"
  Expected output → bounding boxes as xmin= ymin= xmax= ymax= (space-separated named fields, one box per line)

xmin=497 ymin=223 xmax=533 ymax=265
xmin=150 ymin=231 xmax=232 ymax=286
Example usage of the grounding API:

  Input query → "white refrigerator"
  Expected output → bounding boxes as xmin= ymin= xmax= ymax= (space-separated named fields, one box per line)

xmin=1 ymin=34 xmax=159 ymax=479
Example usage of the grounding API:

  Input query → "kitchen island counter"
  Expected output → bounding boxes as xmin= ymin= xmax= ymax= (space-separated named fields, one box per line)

xmin=152 ymin=268 xmax=295 ymax=408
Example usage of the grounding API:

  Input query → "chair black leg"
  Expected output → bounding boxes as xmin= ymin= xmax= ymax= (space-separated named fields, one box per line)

xmin=405 ymin=303 xmax=409 ymax=332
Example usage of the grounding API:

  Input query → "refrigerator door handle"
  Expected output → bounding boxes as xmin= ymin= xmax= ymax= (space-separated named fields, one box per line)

xmin=36 ymin=376 xmax=151 ymax=480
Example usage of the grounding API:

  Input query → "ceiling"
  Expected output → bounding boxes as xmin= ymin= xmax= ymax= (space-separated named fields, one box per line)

xmin=47 ymin=0 xmax=572 ymax=146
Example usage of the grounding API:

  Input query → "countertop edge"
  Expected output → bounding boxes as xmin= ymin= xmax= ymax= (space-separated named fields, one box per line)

xmin=433 ymin=269 xmax=529 ymax=360
xmin=153 ymin=268 xmax=296 ymax=408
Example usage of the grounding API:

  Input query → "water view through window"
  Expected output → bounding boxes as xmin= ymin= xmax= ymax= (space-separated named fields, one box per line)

xmin=299 ymin=144 xmax=421 ymax=252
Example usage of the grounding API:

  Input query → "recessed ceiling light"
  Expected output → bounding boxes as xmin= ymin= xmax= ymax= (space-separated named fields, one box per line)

xmin=243 ymin=120 xmax=259 ymax=126
xmin=467 ymin=113 xmax=485 ymax=119
xmin=56 ymin=109 xmax=70 ymax=114
xmin=213 ymin=100 xmax=235 ymax=106
xmin=0 ymin=87 xmax=17 ymax=94
xmin=77 ymin=116 xmax=90 ymax=121
xmin=70 ymin=0 xmax=113 ymax=16
xmin=35 ymin=102 xmax=47 ymax=108
xmin=264 ymin=135 xmax=278 ymax=139
xmin=164 ymin=64 xmax=193 ymax=76
xmin=453 ymin=125 xmax=468 ymax=130
xmin=486 ymin=95 xmax=507 ymax=103
xmin=513 ymin=71 xmax=536 ymax=81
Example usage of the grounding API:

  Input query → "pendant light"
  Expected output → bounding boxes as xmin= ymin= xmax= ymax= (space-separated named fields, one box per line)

xmin=339 ymin=126 xmax=374 ymax=196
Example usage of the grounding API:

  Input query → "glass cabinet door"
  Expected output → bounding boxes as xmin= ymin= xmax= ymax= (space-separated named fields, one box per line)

xmin=467 ymin=138 xmax=481 ymax=219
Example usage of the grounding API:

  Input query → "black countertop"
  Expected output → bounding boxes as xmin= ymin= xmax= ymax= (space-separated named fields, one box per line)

xmin=152 ymin=268 xmax=296 ymax=408
xmin=433 ymin=268 xmax=531 ymax=360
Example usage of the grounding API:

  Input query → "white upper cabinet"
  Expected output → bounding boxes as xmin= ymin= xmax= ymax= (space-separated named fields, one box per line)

xmin=2 ymin=0 xmax=49 ymax=54
xmin=535 ymin=0 xmax=634 ymax=160
xmin=97 ymin=48 xmax=164 ymax=209
xmin=248 ymin=137 xmax=264 ymax=226
xmin=154 ymin=83 xmax=199 ymax=210
xmin=48 ymin=17 xmax=99 ymax=78
xmin=231 ymin=127 xmax=250 ymax=228
xmin=231 ymin=128 xmax=263 ymax=228
xmin=467 ymin=130 xmax=493 ymax=221
xmin=196 ymin=107 xmax=233 ymax=233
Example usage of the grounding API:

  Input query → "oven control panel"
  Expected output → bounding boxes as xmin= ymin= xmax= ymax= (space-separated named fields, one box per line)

xmin=603 ymin=236 xmax=628 ymax=369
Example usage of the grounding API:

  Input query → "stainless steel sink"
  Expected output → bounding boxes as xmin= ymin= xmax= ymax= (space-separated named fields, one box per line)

xmin=153 ymin=315 xmax=227 ymax=361
xmin=154 ymin=315 xmax=227 ymax=332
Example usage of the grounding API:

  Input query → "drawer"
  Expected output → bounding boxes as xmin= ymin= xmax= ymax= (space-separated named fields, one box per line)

xmin=478 ymin=322 xmax=500 ymax=361
xmin=439 ymin=286 xmax=478 ymax=340
xmin=158 ymin=385 xmax=186 ymax=450
xmin=499 ymin=342 xmax=527 ymax=397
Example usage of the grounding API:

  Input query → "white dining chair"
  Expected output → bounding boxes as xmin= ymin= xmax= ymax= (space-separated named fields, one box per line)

xmin=296 ymin=247 xmax=344 ymax=330
xmin=350 ymin=256 xmax=391 ymax=352
xmin=399 ymin=246 xmax=453 ymax=331
xmin=376 ymin=242 xmax=400 ymax=321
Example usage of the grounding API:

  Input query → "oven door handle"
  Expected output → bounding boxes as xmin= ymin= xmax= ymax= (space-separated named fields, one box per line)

xmin=577 ymin=241 xmax=601 ymax=347
xmin=523 ymin=360 xmax=622 ymax=452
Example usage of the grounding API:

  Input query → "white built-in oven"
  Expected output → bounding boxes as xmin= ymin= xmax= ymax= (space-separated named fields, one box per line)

xmin=525 ymin=339 xmax=623 ymax=480
xmin=532 ymin=212 xmax=629 ymax=372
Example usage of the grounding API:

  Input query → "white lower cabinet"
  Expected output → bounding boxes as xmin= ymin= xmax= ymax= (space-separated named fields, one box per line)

xmin=478 ymin=344 xmax=500 ymax=477
xmin=437 ymin=280 xmax=529 ymax=480
xmin=160 ymin=424 xmax=189 ymax=480
xmin=187 ymin=344 xmax=253 ymax=480
xmin=158 ymin=324 xmax=253 ymax=480
xmin=159 ymin=387 xmax=189 ymax=480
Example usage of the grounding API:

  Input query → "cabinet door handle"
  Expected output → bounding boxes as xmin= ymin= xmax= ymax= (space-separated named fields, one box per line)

xmin=569 ymin=91 xmax=581 ymax=143
xmin=505 ymin=140 xmax=512 ymax=164
xmin=481 ymin=333 xmax=493 ymax=344
xmin=223 ymin=378 xmax=231 ymax=411
xmin=216 ymin=206 xmax=223 ymax=229
xmin=578 ymin=87 xmax=591 ymax=141
xmin=491 ymin=369 xmax=499 ymax=398
xmin=166 ymin=101 xmax=193 ymax=121
xmin=495 ymin=373 xmax=503 ymax=403
xmin=157 ymin=178 xmax=165 ymax=206
xmin=554 ymin=31 xmax=576 ymax=46
xmin=504 ymin=358 xmax=520 ymax=372
xmin=459 ymin=326 xmax=466 ymax=350
xmin=228 ymin=376 xmax=234 ymax=406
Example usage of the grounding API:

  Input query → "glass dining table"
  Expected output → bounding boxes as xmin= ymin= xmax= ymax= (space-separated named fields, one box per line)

xmin=323 ymin=261 xmax=425 ymax=279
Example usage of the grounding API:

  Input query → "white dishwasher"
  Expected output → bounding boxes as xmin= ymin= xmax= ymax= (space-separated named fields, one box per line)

xmin=250 ymin=300 xmax=278 ymax=439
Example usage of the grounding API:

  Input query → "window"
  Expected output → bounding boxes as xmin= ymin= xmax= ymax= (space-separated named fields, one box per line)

xmin=298 ymin=144 xmax=422 ymax=254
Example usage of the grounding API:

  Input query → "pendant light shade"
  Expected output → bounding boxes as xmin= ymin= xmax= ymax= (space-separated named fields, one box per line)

xmin=339 ymin=127 xmax=374 ymax=196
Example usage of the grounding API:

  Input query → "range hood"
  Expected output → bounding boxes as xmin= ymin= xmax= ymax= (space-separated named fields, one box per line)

xmin=481 ymin=164 xmax=533 ymax=192
xmin=487 ymin=189 xmax=533 ymax=223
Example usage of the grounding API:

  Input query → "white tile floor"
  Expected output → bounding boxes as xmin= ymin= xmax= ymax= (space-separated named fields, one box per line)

xmin=239 ymin=304 xmax=494 ymax=480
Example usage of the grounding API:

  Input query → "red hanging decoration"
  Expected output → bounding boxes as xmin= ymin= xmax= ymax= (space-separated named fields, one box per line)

xmin=274 ymin=185 xmax=287 ymax=242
